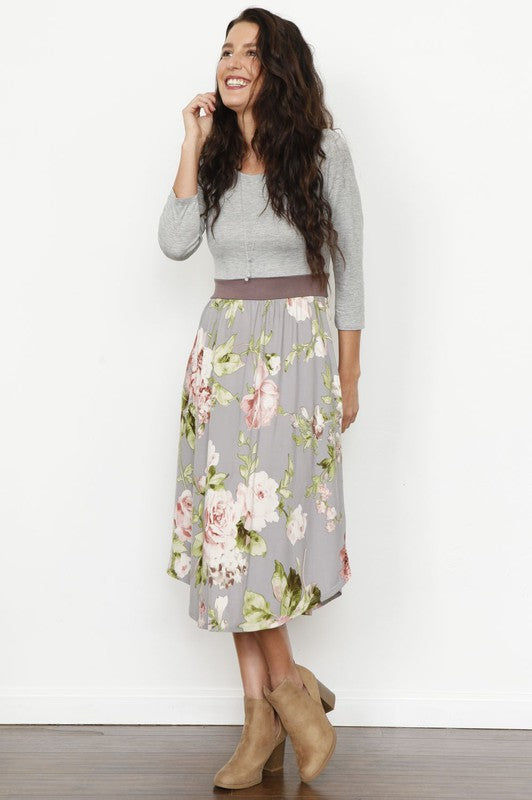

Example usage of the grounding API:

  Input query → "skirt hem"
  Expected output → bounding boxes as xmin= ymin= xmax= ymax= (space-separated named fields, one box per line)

xmin=166 ymin=569 xmax=350 ymax=633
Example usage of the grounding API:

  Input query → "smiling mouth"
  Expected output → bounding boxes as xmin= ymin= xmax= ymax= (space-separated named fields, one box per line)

xmin=225 ymin=78 xmax=251 ymax=89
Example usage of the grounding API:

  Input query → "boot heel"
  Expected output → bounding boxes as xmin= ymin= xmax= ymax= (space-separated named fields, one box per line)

xmin=316 ymin=678 xmax=336 ymax=713
xmin=294 ymin=662 xmax=336 ymax=713
xmin=263 ymin=737 xmax=286 ymax=772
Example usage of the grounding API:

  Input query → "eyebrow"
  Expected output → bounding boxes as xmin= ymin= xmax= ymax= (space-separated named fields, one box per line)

xmin=221 ymin=41 xmax=258 ymax=49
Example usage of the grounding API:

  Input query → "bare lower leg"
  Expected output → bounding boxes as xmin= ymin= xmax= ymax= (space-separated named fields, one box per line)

xmin=232 ymin=631 xmax=272 ymax=698
xmin=254 ymin=624 xmax=305 ymax=690
xmin=232 ymin=625 xmax=305 ymax=699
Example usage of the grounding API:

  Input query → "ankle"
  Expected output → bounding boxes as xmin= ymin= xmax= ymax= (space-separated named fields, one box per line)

xmin=244 ymin=691 xmax=266 ymax=700
xmin=270 ymin=665 xmax=305 ymax=691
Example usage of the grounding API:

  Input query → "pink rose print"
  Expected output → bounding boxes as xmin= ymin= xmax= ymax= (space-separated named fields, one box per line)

xmin=236 ymin=471 xmax=280 ymax=532
xmin=317 ymin=481 xmax=331 ymax=499
xmin=174 ymin=489 xmax=193 ymax=541
xmin=186 ymin=327 xmax=214 ymax=427
xmin=298 ymin=405 xmax=325 ymax=439
xmin=186 ymin=327 xmax=213 ymax=395
xmin=332 ymin=374 xmax=343 ymax=411
xmin=203 ymin=488 xmax=241 ymax=556
xmin=207 ymin=439 xmax=220 ymax=468
xmin=196 ymin=386 xmax=213 ymax=425
xmin=311 ymin=405 xmax=325 ymax=438
xmin=175 ymin=553 xmax=191 ymax=579
xmin=313 ymin=334 xmax=327 ymax=357
xmin=198 ymin=599 xmax=207 ymax=627
xmin=240 ymin=356 xmax=279 ymax=429
xmin=340 ymin=545 xmax=351 ymax=581
xmin=328 ymin=427 xmax=342 ymax=463
xmin=266 ymin=354 xmax=281 ymax=374
xmin=315 ymin=482 xmax=340 ymax=531
xmin=286 ymin=296 xmax=313 ymax=321
xmin=286 ymin=504 xmax=307 ymax=545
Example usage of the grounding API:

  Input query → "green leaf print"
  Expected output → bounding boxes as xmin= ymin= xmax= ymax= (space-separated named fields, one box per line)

xmin=283 ymin=347 xmax=298 ymax=371
xmin=305 ymin=474 xmax=322 ymax=499
xmin=176 ymin=460 xmax=194 ymax=488
xmin=236 ymin=438 xmax=260 ymax=482
xmin=306 ymin=584 xmax=321 ymax=609
xmin=238 ymin=555 xmax=322 ymax=631
xmin=280 ymin=556 xmax=322 ymax=617
xmin=191 ymin=530 xmax=203 ymax=558
xmin=167 ymin=534 xmax=188 ymax=579
xmin=239 ymin=590 xmax=275 ymax=630
xmin=317 ymin=441 xmax=338 ymax=480
xmin=207 ymin=470 xmax=229 ymax=491
xmin=276 ymin=453 xmax=294 ymax=507
xmin=322 ymin=361 xmax=332 ymax=391
xmin=282 ymin=309 xmax=331 ymax=372
xmin=194 ymin=555 xmax=206 ymax=587
xmin=209 ymin=298 xmax=245 ymax=327
xmin=243 ymin=329 xmax=273 ymax=357
xmin=212 ymin=334 xmax=245 ymax=376
xmin=271 ymin=559 xmax=288 ymax=601
xmin=281 ymin=565 xmax=303 ymax=616
xmin=207 ymin=607 xmax=226 ymax=630
xmin=212 ymin=381 xmax=235 ymax=405
xmin=181 ymin=402 xmax=196 ymax=451
xmin=235 ymin=525 xmax=267 ymax=556
xmin=290 ymin=408 xmax=320 ymax=453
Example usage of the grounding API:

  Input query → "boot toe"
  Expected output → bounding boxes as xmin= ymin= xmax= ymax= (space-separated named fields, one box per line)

xmin=213 ymin=762 xmax=262 ymax=789
xmin=299 ymin=725 xmax=337 ymax=782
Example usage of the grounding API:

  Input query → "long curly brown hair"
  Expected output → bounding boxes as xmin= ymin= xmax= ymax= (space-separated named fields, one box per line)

xmin=199 ymin=7 xmax=347 ymax=293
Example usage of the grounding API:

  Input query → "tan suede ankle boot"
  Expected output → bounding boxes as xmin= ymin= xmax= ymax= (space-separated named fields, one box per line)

xmin=262 ymin=662 xmax=337 ymax=783
xmin=213 ymin=695 xmax=287 ymax=789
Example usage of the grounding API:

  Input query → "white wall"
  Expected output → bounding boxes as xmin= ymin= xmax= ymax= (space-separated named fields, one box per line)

xmin=1 ymin=0 xmax=531 ymax=726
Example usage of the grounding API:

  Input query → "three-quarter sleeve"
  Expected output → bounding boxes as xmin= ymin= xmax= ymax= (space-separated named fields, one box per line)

xmin=157 ymin=184 xmax=207 ymax=261
xmin=322 ymin=129 xmax=365 ymax=330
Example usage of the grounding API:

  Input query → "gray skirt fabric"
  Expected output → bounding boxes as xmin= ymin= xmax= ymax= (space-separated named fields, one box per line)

xmin=166 ymin=273 xmax=352 ymax=632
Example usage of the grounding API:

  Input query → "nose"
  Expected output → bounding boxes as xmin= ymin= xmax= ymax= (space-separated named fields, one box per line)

xmin=226 ymin=54 xmax=243 ymax=70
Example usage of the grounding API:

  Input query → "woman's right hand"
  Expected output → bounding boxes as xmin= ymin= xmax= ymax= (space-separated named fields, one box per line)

xmin=182 ymin=92 xmax=217 ymax=146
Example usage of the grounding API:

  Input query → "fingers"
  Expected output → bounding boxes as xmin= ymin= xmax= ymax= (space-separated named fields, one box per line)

xmin=341 ymin=411 xmax=358 ymax=432
xmin=184 ymin=93 xmax=217 ymax=116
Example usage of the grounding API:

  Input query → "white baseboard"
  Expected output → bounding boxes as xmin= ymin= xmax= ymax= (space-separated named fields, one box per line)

xmin=1 ymin=689 xmax=532 ymax=728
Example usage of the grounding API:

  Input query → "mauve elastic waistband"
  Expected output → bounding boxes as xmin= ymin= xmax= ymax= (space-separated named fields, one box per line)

xmin=211 ymin=273 xmax=328 ymax=300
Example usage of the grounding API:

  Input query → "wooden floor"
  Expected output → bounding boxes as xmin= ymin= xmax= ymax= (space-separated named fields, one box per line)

xmin=0 ymin=724 xmax=531 ymax=799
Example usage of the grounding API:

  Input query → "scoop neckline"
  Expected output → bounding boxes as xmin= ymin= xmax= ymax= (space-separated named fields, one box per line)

xmin=237 ymin=170 xmax=264 ymax=177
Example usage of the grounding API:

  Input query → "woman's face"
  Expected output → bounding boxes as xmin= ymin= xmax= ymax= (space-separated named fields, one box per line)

xmin=216 ymin=21 xmax=264 ymax=113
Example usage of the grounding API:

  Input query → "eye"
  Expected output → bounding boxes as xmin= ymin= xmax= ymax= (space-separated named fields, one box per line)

xmin=220 ymin=48 xmax=258 ymax=58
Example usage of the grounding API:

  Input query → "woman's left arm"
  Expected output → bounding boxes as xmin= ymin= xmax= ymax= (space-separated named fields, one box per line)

xmin=322 ymin=128 xmax=365 ymax=432
xmin=338 ymin=329 xmax=361 ymax=432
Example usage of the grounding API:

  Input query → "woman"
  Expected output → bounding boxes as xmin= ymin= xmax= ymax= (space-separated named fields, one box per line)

xmin=158 ymin=7 xmax=364 ymax=790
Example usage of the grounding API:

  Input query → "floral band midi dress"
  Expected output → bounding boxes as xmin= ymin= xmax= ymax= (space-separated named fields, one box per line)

xmin=157 ymin=127 xmax=364 ymax=632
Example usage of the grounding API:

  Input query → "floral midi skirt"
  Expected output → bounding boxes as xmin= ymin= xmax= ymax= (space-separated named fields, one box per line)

xmin=166 ymin=273 xmax=352 ymax=632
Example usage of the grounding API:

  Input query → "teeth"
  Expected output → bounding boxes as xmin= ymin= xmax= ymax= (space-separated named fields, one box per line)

xmin=226 ymin=78 xmax=249 ymax=86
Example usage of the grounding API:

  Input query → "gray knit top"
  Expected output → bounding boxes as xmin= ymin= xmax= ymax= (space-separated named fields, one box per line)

xmin=157 ymin=128 xmax=364 ymax=330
